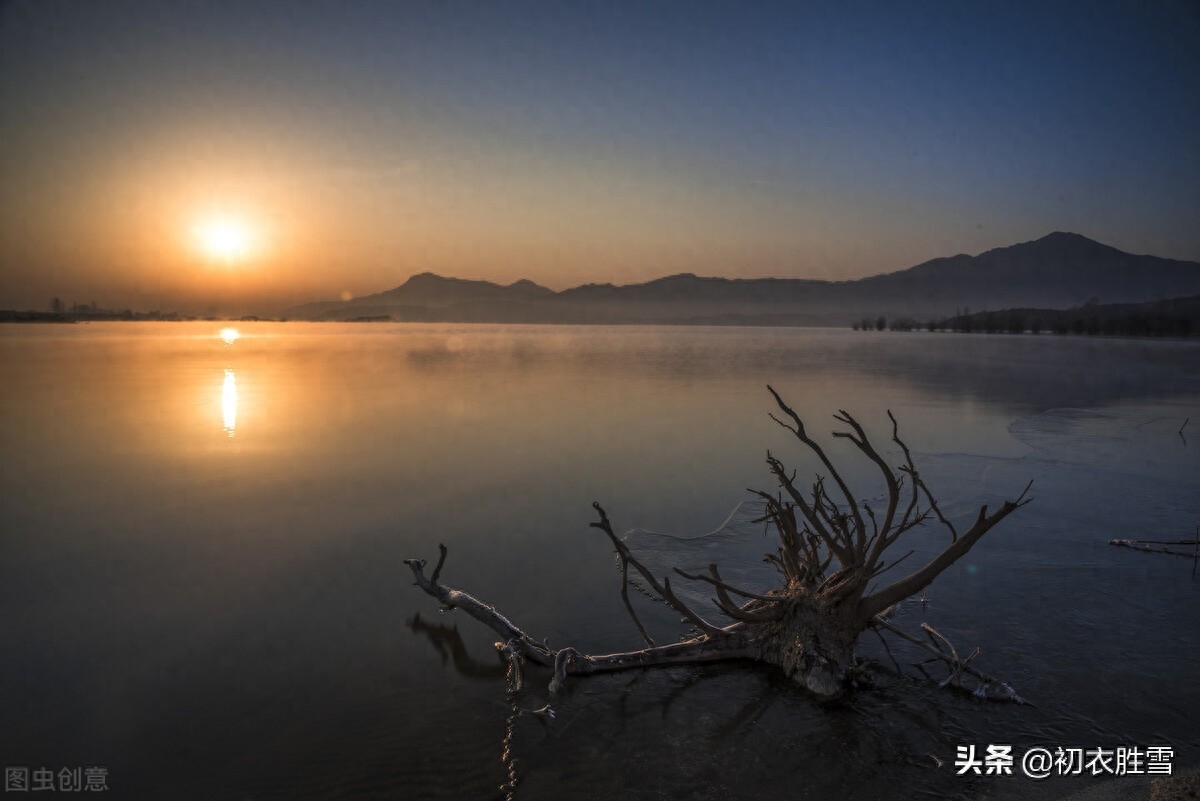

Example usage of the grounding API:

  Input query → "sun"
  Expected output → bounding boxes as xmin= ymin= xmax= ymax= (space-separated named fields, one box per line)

xmin=194 ymin=215 xmax=253 ymax=263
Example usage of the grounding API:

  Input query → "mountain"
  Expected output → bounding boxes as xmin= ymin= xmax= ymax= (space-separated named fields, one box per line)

xmin=283 ymin=233 xmax=1200 ymax=324
xmin=373 ymin=273 xmax=554 ymax=306
xmin=852 ymin=232 xmax=1200 ymax=311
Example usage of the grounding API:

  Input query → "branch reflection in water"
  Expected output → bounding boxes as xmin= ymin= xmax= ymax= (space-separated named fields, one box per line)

xmin=406 ymin=613 xmax=507 ymax=681
xmin=407 ymin=613 xmax=562 ymax=798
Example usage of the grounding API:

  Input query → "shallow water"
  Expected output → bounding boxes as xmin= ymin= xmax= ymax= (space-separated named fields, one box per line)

xmin=1 ymin=323 xmax=1197 ymax=799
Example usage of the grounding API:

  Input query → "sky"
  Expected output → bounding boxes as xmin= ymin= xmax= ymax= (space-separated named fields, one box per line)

xmin=1 ymin=0 xmax=1199 ymax=315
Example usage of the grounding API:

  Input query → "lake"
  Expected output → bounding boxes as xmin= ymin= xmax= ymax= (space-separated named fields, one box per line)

xmin=1 ymin=322 xmax=1198 ymax=800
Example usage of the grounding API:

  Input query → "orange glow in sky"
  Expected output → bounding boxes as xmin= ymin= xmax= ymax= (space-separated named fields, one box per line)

xmin=194 ymin=216 xmax=254 ymax=264
xmin=2 ymin=3 xmax=1198 ymax=317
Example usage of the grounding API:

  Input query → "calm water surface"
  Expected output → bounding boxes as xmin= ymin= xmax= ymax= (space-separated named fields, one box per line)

xmin=1 ymin=323 xmax=1198 ymax=800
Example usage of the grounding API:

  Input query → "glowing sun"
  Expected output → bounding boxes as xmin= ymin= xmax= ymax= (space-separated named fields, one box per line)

xmin=194 ymin=216 xmax=253 ymax=262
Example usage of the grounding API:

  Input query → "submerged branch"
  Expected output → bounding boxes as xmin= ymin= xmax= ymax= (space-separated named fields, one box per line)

xmin=872 ymin=617 xmax=1025 ymax=703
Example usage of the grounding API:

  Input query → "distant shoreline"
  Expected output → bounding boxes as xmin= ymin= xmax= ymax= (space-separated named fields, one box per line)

xmin=0 ymin=310 xmax=262 ymax=324
xmin=3 ymin=310 xmax=1199 ymax=341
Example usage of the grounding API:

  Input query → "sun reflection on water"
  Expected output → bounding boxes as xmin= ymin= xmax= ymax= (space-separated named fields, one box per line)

xmin=220 ymin=327 xmax=241 ymax=345
xmin=222 ymin=368 xmax=238 ymax=437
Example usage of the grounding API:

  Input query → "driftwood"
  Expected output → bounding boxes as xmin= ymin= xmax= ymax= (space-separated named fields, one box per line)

xmin=1110 ymin=529 xmax=1200 ymax=578
xmin=1109 ymin=535 xmax=1199 ymax=559
xmin=404 ymin=387 xmax=1032 ymax=700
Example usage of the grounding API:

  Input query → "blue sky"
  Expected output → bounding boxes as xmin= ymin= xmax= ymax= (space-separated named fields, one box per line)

xmin=1 ymin=0 xmax=1198 ymax=311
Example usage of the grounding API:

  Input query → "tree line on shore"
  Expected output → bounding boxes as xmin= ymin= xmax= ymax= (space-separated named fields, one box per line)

xmin=853 ymin=296 xmax=1200 ymax=337
xmin=0 ymin=297 xmax=190 ymax=323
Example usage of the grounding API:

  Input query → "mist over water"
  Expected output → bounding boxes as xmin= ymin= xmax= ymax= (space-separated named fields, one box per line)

xmin=1 ymin=323 xmax=1197 ymax=799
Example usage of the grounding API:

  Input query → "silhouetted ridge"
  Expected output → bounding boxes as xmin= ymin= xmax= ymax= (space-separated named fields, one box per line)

xmin=370 ymin=272 xmax=554 ymax=307
xmin=283 ymin=233 xmax=1200 ymax=324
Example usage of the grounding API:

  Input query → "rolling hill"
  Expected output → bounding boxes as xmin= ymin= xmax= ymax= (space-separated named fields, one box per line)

xmin=284 ymin=232 xmax=1200 ymax=325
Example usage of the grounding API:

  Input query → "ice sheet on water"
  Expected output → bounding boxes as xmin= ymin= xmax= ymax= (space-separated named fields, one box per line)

xmin=620 ymin=501 xmax=782 ymax=608
xmin=1010 ymin=405 xmax=1193 ymax=471
xmin=614 ymin=400 xmax=1199 ymax=613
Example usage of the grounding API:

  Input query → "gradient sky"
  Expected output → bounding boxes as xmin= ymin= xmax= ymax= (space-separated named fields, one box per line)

xmin=2 ymin=0 xmax=1199 ymax=314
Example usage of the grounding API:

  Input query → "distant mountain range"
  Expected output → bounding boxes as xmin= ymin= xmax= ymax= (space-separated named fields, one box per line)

xmin=284 ymin=232 xmax=1200 ymax=325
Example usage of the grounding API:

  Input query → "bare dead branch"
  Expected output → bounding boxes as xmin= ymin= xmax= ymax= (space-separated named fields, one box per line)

xmin=765 ymin=453 xmax=851 ymax=568
xmin=404 ymin=389 xmax=1030 ymax=704
xmin=750 ymin=489 xmax=809 ymax=581
xmin=711 ymin=597 xmax=787 ymax=624
xmin=961 ymin=646 xmax=981 ymax=670
xmin=857 ymin=484 xmax=1033 ymax=625
xmin=703 ymin=564 xmax=787 ymax=624
xmin=430 ymin=543 xmax=448 ymax=585
xmin=589 ymin=502 xmax=732 ymax=638
xmin=872 ymin=617 xmax=1025 ymax=703
xmin=661 ymin=575 xmax=727 ymax=636
xmin=406 ymin=551 xmax=758 ymax=696
xmin=404 ymin=550 xmax=553 ymax=666
xmin=869 ymin=624 xmax=904 ymax=676
xmin=869 ymin=549 xmax=915 ymax=580
xmin=1109 ymin=538 xmax=1200 ymax=558
xmin=672 ymin=564 xmax=779 ymax=602
xmin=497 ymin=639 xmax=524 ymax=693
xmin=922 ymin=624 xmax=960 ymax=677
xmin=832 ymin=408 xmax=899 ymax=552
xmin=767 ymin=412 xmax=799 ymax=437
xmin=863 ymin=502 xmax=879 ymax=544
xmin=620 ymin=556 xmax=656 ymax=647
xmin=767 ymin=385 xmax=867 ymax=544
xmin=1111 ymin=538 xmax=1200 ymax=546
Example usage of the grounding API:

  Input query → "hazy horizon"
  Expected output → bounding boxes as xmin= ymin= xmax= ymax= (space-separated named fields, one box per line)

xmin=3 ymin=1 xmax=1199 ymax=316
